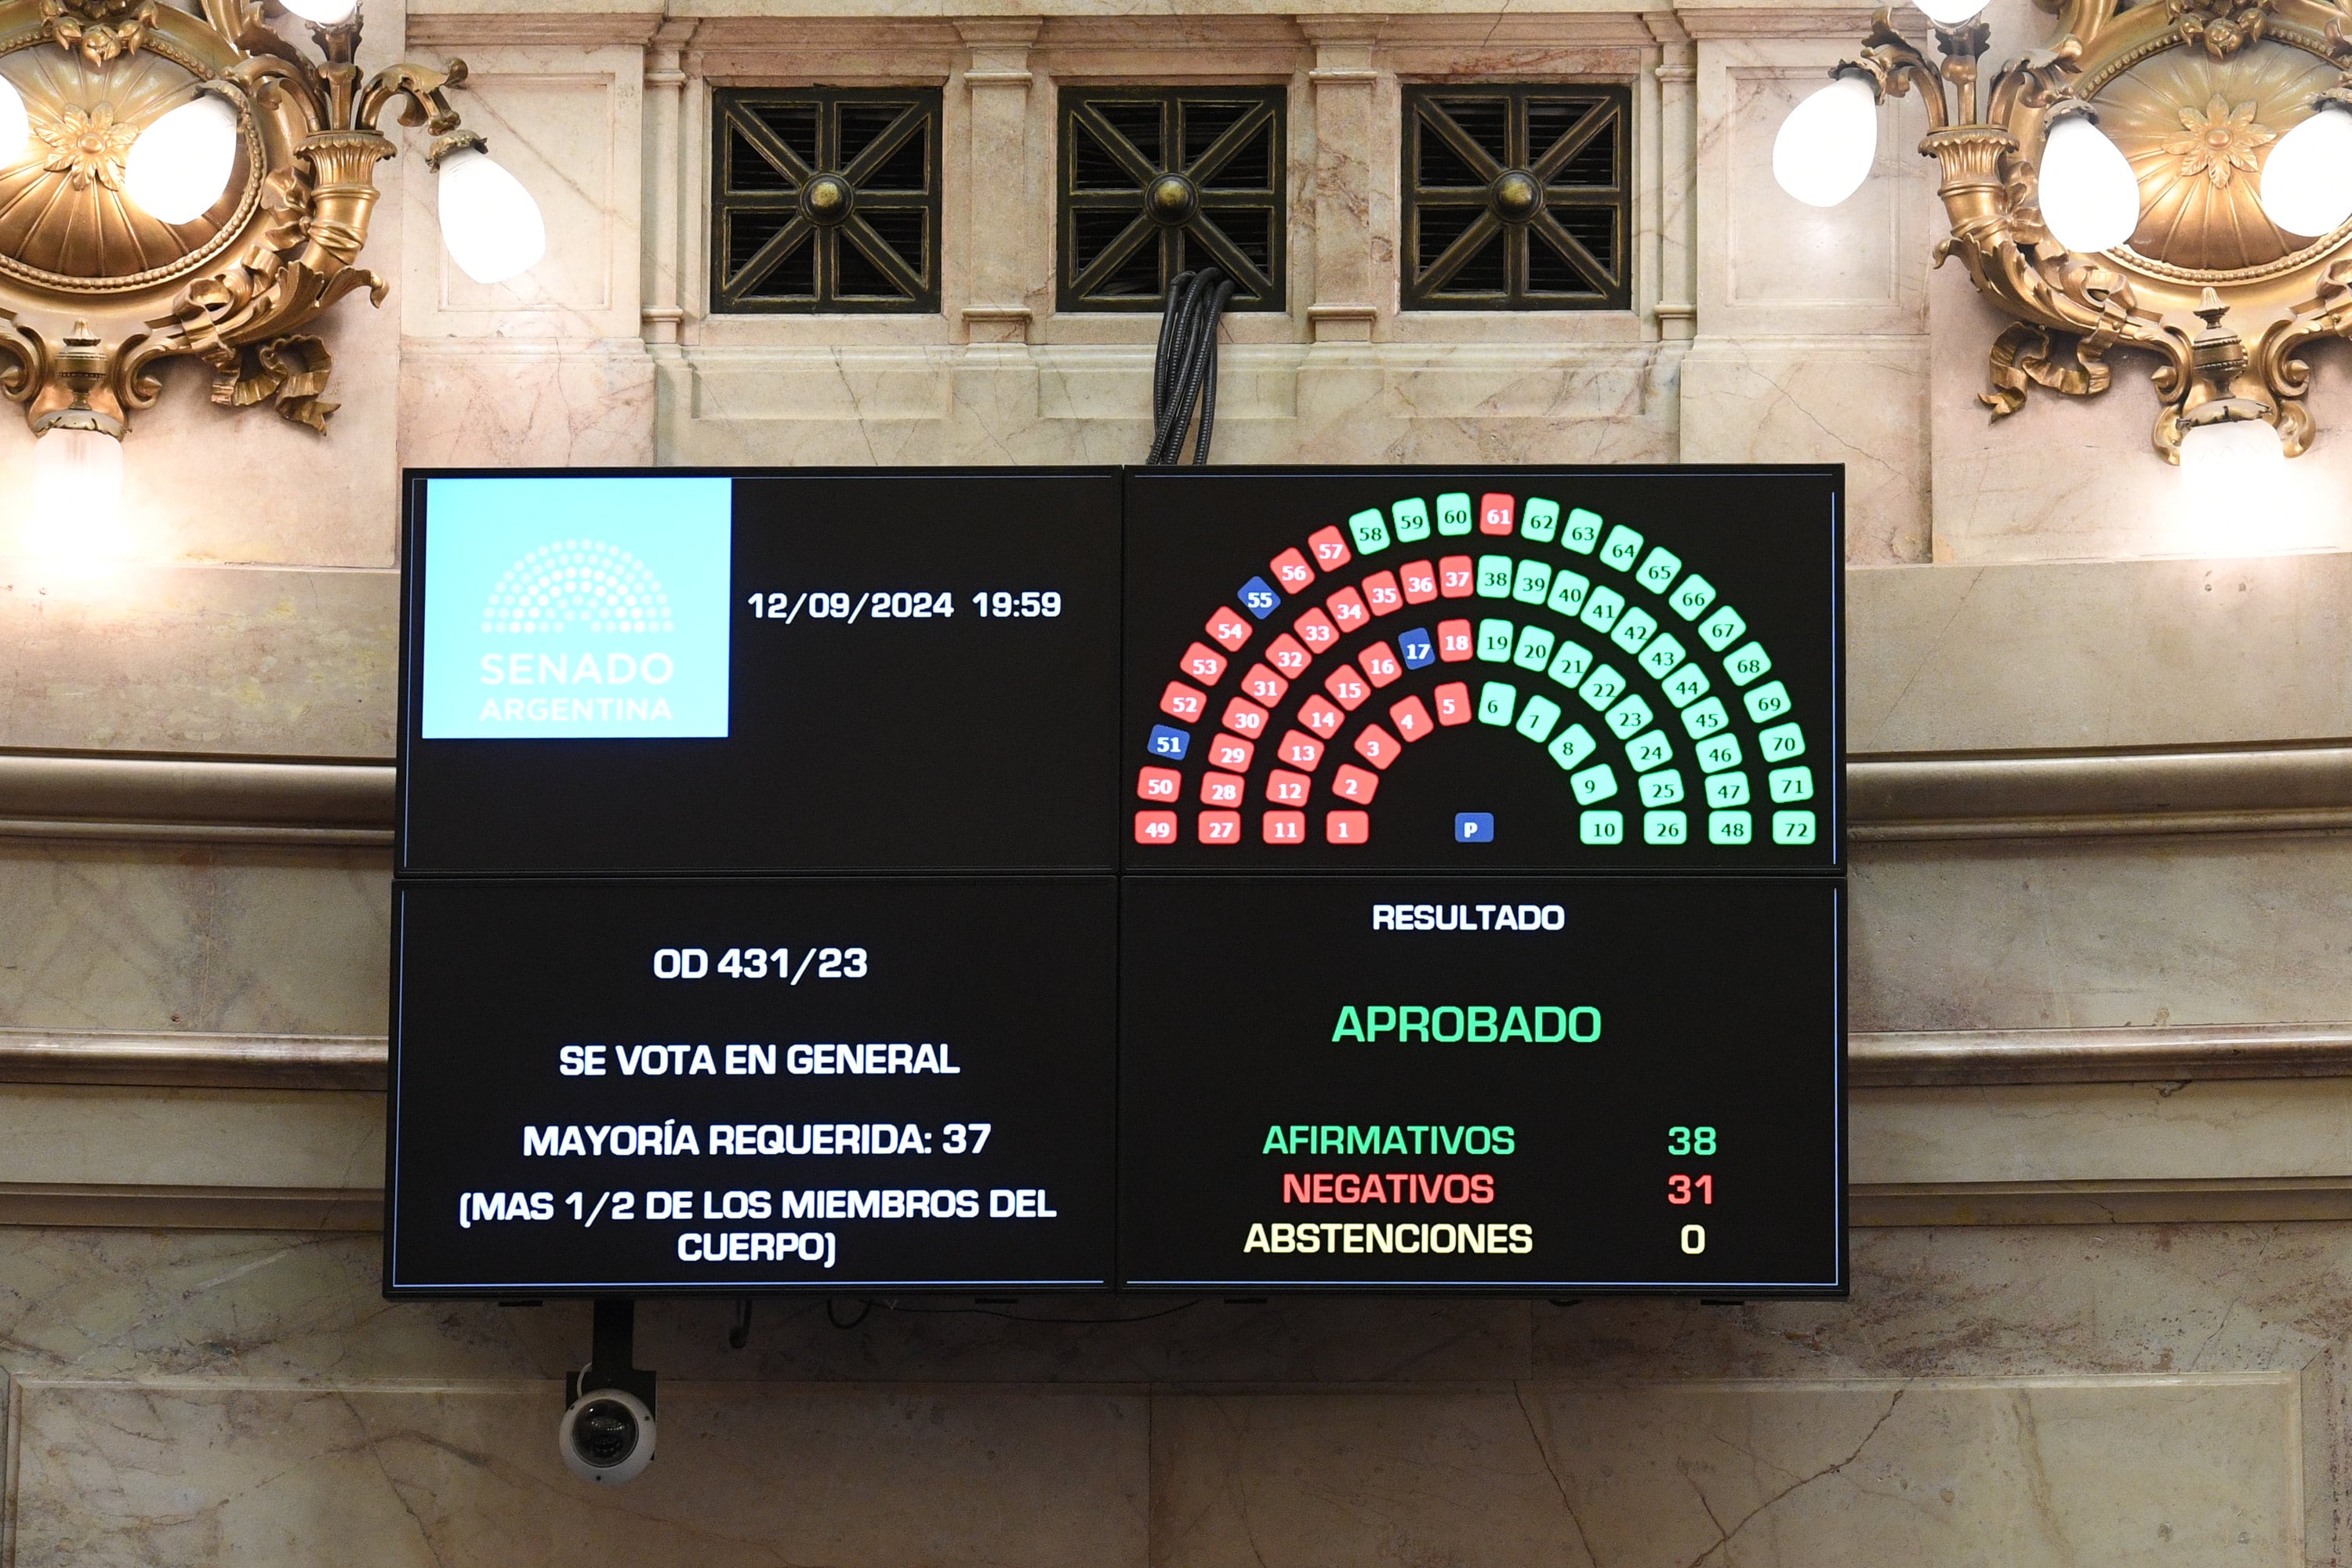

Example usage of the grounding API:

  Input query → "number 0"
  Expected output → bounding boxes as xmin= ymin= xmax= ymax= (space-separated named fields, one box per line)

xmin=1680 ymin=1225 xmax=1706 ymax=1254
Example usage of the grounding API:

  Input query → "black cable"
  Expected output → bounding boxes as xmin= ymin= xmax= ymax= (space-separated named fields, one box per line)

xmin=1149 ymin=271 xmax=1215 ymax=463
xmin=1147 ymin=267 xmax=1232 ymax=466
xmin=1157 ymin=273 xmax=1220 ymax=463
xmin=1189 ymin=276 xmax=1235 ymax=465
xmin=1153 ymin=269 xmax=1196 ymax=429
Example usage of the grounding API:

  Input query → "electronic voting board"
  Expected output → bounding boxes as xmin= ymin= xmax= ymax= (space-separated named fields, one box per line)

xmin=388 ymin=467 xmax=1846 ymax=1297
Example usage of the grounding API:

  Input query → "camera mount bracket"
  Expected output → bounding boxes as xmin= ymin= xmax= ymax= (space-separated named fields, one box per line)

xmin=567 ymin=1298 xmax=658 ymax=1415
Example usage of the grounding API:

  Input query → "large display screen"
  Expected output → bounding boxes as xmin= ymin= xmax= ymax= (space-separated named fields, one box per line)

xmin=390 ymin=466 xmax=1845 ymax=1298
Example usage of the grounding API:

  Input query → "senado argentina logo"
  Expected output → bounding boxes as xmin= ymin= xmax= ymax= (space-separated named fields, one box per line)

xmin=419 ymin=476 xmax=731 ymax=741
xmin=483 ymin=540 xmax=675 ymax=636
xmin=474 ymin=539 xmax=684 ymax=727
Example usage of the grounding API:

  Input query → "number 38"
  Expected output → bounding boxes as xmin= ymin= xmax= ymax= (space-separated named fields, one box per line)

xmin=1666 ymin=1125 xmax=1716 ymax=1156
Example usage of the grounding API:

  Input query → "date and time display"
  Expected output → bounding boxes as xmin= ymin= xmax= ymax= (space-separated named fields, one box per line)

xmin=746 ymin=590 xmax=1065 ymax=622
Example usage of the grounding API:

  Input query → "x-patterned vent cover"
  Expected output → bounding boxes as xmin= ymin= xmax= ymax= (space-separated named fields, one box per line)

xmin=1402 ymin=85 xmax=1631 ymax=312
xmin=1058 ymin=88 xmax=1287 ymax=312
xmin=713 ymin=88 xmax=943 ymax=314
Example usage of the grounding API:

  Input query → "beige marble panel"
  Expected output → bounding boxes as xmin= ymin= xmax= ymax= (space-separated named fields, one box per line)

xmin=1532 ymin=1377 xmax=2296 ymax=1567
xmin=0 ymin=1087 xmax=381 ymax=1190
xmin=0 ymin=1226 xmax=2343 ymax=1568
xmin=1036 ymin=348 xmax=1300 ymax=423
xmin=1681 ymin=336 xmax=1930 ymax=564
xmin=401 ymin=49 xmax=646 ymax=343
xmin=8 ymin=1381 xmax=1148 ymax=1568
xmin=1725 ymin=76 xmax=1907 ymax=306
xmin=400 ymin=342 xmax=657 ymax=466
xmin=1854 ymin=1080 xmax=2352 ymax=1185
xmin=1 ymin=1222 xmax=2342 ymax=1390
xmin=0 ymin=328 xmax=401 ymax=574
xmin=663 ymin=344 xmax=1679 ymax=464
xmin=0 ymin=1229 xmax=1534 ymax=1388
xmin=1847 ymin=553 xmax=2352 ymax=753
xmin=0 ymin=844 xmax=389 ymax=1036
xmin=1928 ymin=267 xmax=2352 ymax=564
xmin=0 ymin=281 xmax=398 ymax=579
xmin=1697 ymin=38 xmax=1934 ymax=342
xmin=1852 ymin=832 xmax=2352 ymax=1033
xmin=1375 ymin=345 xmax=1665 ymax=423
xmin=0 ymin=565 xmax=395 ymax=757
xmin=1149 ymin=1377 xmax=2296 ymax=1568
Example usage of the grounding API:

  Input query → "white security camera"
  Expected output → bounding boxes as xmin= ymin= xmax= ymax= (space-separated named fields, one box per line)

xmin=558 ymin=1384 xmax=655 ymax=1483
xmin=557 ymin=1300 xmax=658 ymax=1483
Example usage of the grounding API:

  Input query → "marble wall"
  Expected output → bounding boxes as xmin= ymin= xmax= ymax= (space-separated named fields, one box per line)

xmin=5 ymin=0 xmax=2352 ymax=1558
xmin=2 ymin=1225 xmax=2344 ymax=1566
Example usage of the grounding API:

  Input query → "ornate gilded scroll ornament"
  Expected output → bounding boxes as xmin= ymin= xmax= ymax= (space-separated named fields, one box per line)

xmin=0 ymin=0 xmax=489 ymax=438
xmin=1824 ymin=0 xmax=2352 ymax=459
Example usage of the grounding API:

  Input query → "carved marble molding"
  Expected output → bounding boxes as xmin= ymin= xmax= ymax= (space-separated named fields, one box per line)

xmin=0 ymin=1181 xmax=381 ymax=1230
xmin=403 ymin=10 xmax=666 ymax=49
xmin=6 ymin=1020 xmax=2350 ymax=1094
xmin=1849 ymin=741 xmax=2352 ymax=840
xmin=0 ymin=1174 xmax=2338 ymax=1231
xmin=1849 ymin=1176 xmax=2352 ymax=1226
xmin=0 ymin=1029 xmax=388 ymax=1090
xmin=1849 ymin=1021 xmax=2352 ymax=1085
xmin=6 ymin=740 xmax=2349 ymax=847
xmin=0 ymin=752 xmax=393 ymax=847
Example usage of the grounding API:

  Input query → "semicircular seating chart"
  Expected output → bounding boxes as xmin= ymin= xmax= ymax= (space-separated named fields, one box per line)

xmin=1133 ymin=490 xmax=1817 ymax=853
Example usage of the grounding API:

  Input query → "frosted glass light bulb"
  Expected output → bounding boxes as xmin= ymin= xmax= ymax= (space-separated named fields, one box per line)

xmin=437 ymin=147 xmax=547 ymax=285
xmin=2257 ymin=100 xmax=2352 ymax=238
xmin=1914 ymin=0 xmax=1992 ymax=25
xmin=31 ymin=426 xmax=125 ymax=546
xmin=0 ymin=72 xmax=28 ymax=168
xmin=2178 ymin=416 xmax=2287 ymax=525
xmin=123 ymin=95 xmax=240 ymax=225
xmin=2038 ymin=112 xmax=2140 ymax=252
xmin=278 ymin=0 xmax=359 ymax=22
xmin=1773 ymin=74 xmax=1879 ymax=209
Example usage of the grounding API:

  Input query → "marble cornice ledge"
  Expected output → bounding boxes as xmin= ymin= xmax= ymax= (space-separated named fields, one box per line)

xmin=0 ymin=751 xmax=393 ymax=847
xmin=0 ymin=1029 xmax=390 ymax=1090
xmin=397 ymin=0 xmax=1904 ymax=37
xmin=1671 ymin=5 xmax=1919 ymax=39
xmin=1846 ymin=1177 xmax=2352 ymax=1226
xmin=1847 ymin=1022 xmax=2352 ymax=1086
xmin=5 ymin=1022 xmax=2352 ymax=1093
xmin=0 ymin=1174 xmax=2342 ymax=1230
xmin=405 ymin=9 xmax=665 ymax=46
xmin=8 ymin=741 xmax=2350 ymax=848
xmin=1848 ymin=740 xmax=2352 ymax=841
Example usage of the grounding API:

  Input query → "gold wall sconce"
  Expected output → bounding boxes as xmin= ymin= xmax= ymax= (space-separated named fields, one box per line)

xmin=0 ymin=0 xmax=545 ymax=540
xmin=1776 ymin=0 xmax=2352 ymax=467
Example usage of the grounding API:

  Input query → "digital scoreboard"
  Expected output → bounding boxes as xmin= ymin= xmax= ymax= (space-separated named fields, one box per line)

xmin=390 ymin=466 xmax=1845 ymax=1298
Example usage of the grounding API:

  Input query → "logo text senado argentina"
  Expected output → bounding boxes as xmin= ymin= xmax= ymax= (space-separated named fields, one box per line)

xmin=417 ymin=475 xmax=731 ymax=741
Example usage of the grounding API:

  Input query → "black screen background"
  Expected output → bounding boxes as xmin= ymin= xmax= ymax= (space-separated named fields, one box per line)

xmin=399 ymin=470 xmax=1124 ymax=875
xmin=1121 ymin=467 xmax=1842 ymax=871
